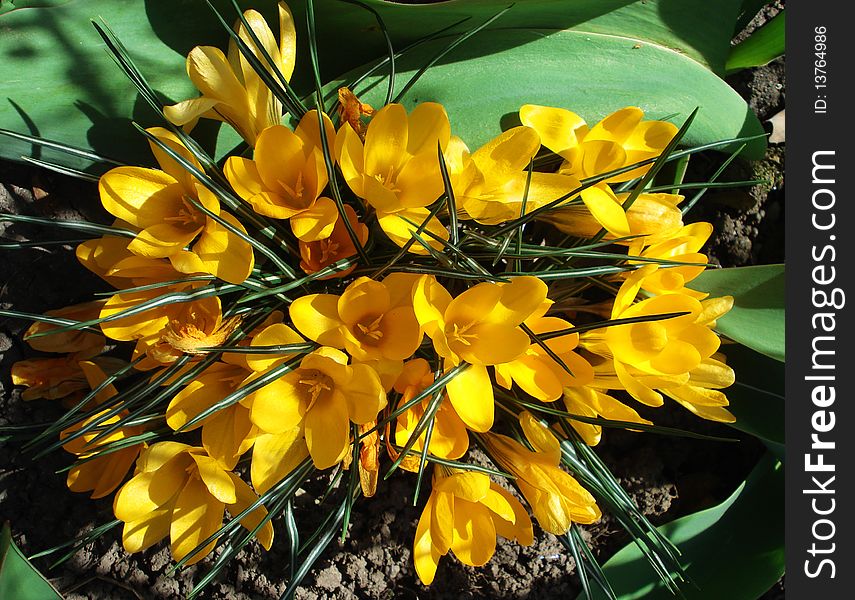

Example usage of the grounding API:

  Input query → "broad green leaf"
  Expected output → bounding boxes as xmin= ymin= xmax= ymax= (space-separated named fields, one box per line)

xmin=690 ymin=264 xmax=784 ymax=361
xmin=0 ymin=0 xmax=758 ymax=169
xmin=726 ymin=10 xmax=785 ymax=73
xmin=0 ymin=523 xmax=64 ymax=600
xmin=332 ymin=29 xmax=766 ymax=157
xmin=582 ymin=452 xmax=784 ymax=600
xmin=722 ymin=343 xmax=784 ymax=457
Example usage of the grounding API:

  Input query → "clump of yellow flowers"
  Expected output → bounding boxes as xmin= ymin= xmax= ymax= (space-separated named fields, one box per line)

xmin=9 ymin=1 xmax=740 ymax=595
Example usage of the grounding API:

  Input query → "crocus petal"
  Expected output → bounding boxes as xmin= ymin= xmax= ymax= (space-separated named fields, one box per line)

xmin=334 ymin=123 xmax=365 ymax=195
xmin=361 ymin=175 xmax=404 ymax=213
xmin=445 ymin=364 xmax=493 ymax=432
xmin=394 ymin=151 xmax=445 ymax=209
xmin=227 ymin=471 xmax=274 ymax=550
xmin=519 ymin=104 xmax=586 ymax=158
xmin=450 ymin=502 xmax=496 ymax=567
xmin=412 ymin=275 xmax=452 ymax=336
xmin=377 ymin=306 xmax=422 ymax=360
xmin=377 ymin=208 xmax=449 ymax=254
xmin=113 ymin=457 xmax=188 ymax=522
xmin=99 ymin=167 xmax=182 ymax=228
xmin=435 ymin=471 xmax=490 ymax=501
xmin=340 ymin=365 xmax=387 ymax=424
xmin=304 ymin=390 xmax=350 ymax=469
xmin=170 ymin=479 xmax=226 ymax=565
xmin=224 ymin=156 xmax=265 ymax=201
xmin=458 ymin=322 xmax=530 ymax=367
xmin=364 ymin=103 xmax=408 ymax=177
xmin=187 ymin=45 xmax=248 ymax=108
xmin=615 ymin=360 xmax=663 ymax=406
xmin=128 ymin=223 xmax=199 ymax=259
xmin=251 ymin=428 xmax=309 ymax=494
xmin=406 ymin=102 xmax=451 ymax=156
xmin=290 ymin=197 xmax=339 ymax=241
xmin=472 ymin=126 xmax=540 ymax=178
xmin=164 ymin=97 xmax=221 ymax=129
xmin=294 ymin=110 xmax=336 ymax=157
xmin=246 ymin=323 xmax=306 ymax=372
xmin=122 ymin=501 xmax=175 ymax=553
xmin=254 ymin=124 xmax=306 ymax=191
xmin=247 ymin=372 xmax=306 ymax=434
xmin=191 ymin=453 xmax=237 ymax=504
xmin=430 ymin=491 xmax=455 ymax=555
xmin=192 ymin=211 xmax=255 ymax=283
xmin=489 ymin=484 xmax=533 ymax=545
xmin=99 ymin=288 xmax=172 ymax=341
xmin=202 ymin=406 xmax=256 ymax=470
xmin=166 ymin=367 xmax=242 ymax=431
xmin=413 ymin=496 xmax=441 ymax=585
xmin=579 ymin=185 xmax=631 ymax=238
xmin=519 ymin=412 xmax=562 ymax=463
xmin=289 ymin=294 xmax=347 ymax=347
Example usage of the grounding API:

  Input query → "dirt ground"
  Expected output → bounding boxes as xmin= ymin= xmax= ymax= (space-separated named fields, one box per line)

xmin=0 ymin=9 xmax=785 ymax=600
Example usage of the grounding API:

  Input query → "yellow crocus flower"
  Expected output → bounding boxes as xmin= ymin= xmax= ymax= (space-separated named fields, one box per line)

xmin=113 ymin=442 xmax=273 ymax=565
xmin=335 ymin=102 xmax=451 ymax=252
xmin=242 ymin=345 xmax=386 ymax=470
xmin=520 ymin=104 xmax=678 ymax=183
xmin=447 ymin=127 xmax=581 ymax=226
xmin=520 ymin=104 xmax=677 ymax=238
xmin=582 ymin=266 xmax=730 ymax=406
xmin=11 ymin=356 xmax=90 ymax=402
xmin=562 ymin=385 xmax=652 ymax=446
xmin=298 ymin=204 xmax=368 ymax=280
xmin=482 ymin=412 xmax=601 ymax=534
xmin=98 ymin=128 xmax=254 ymax=284
xmin=60 ymin=362 xmax=143 ymax=499
xmin=494 ymin=300 xmax=594 ymax=402
xmin=393 ymin=358 xmax=469 ymax=467
xmin=224 ymin=110 xmax=339 ymax=240
xmin=412 ymin=275 xmax=547 ymax=432
xmin=288 ymin=273 xmax=422 ymax=362
xmin=164 ymin=2 xmax=296 ymax=145
xmin=22 ymin=300 xmax=106 ymax=359
xmin=166 ymin=362 xmax=258 ymax=470
xmin=628 ymin=222 xmax=713 ymax=299
xmin=413 ymin=468 xmax=533 ymax=585
xmin=167 ymin=318 xmax=310 ymax=490
xmin=542 ymin=191 xmax=685 ymax=242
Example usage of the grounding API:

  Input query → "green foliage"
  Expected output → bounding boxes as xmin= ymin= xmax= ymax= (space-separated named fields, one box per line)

xmin=689 ymin=264 xmax=785 ymax=361
xmin=581 ymin=452 xmax=784 ymax=600
xmin=726 ymin=10 xmax=785 ymax=73
xmin=0 ymin=523 xmax=63 ymax=600
xmin=723 ymin=344 xmax=785 ymax=458
xmin=0 ymin=0 xmax=763 ymax=169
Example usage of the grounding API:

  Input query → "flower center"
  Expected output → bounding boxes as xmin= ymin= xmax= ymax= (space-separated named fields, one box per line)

xmin=298 ymin=368 xmax=334 ymax=408
xmin=446 ymin=321 xmax=476 ymax=348
xmin=164 ymin=196 xmax=204 ymax=229
xmin=373 ymin=165 xmax=402 ymax=194
xmin=355 ymin=314 xmax=385 ymax=345
xmin=319 ymin=238 xmax=341 ymax=263
xmin=278 ymin=172 xmax=311 ymax=210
